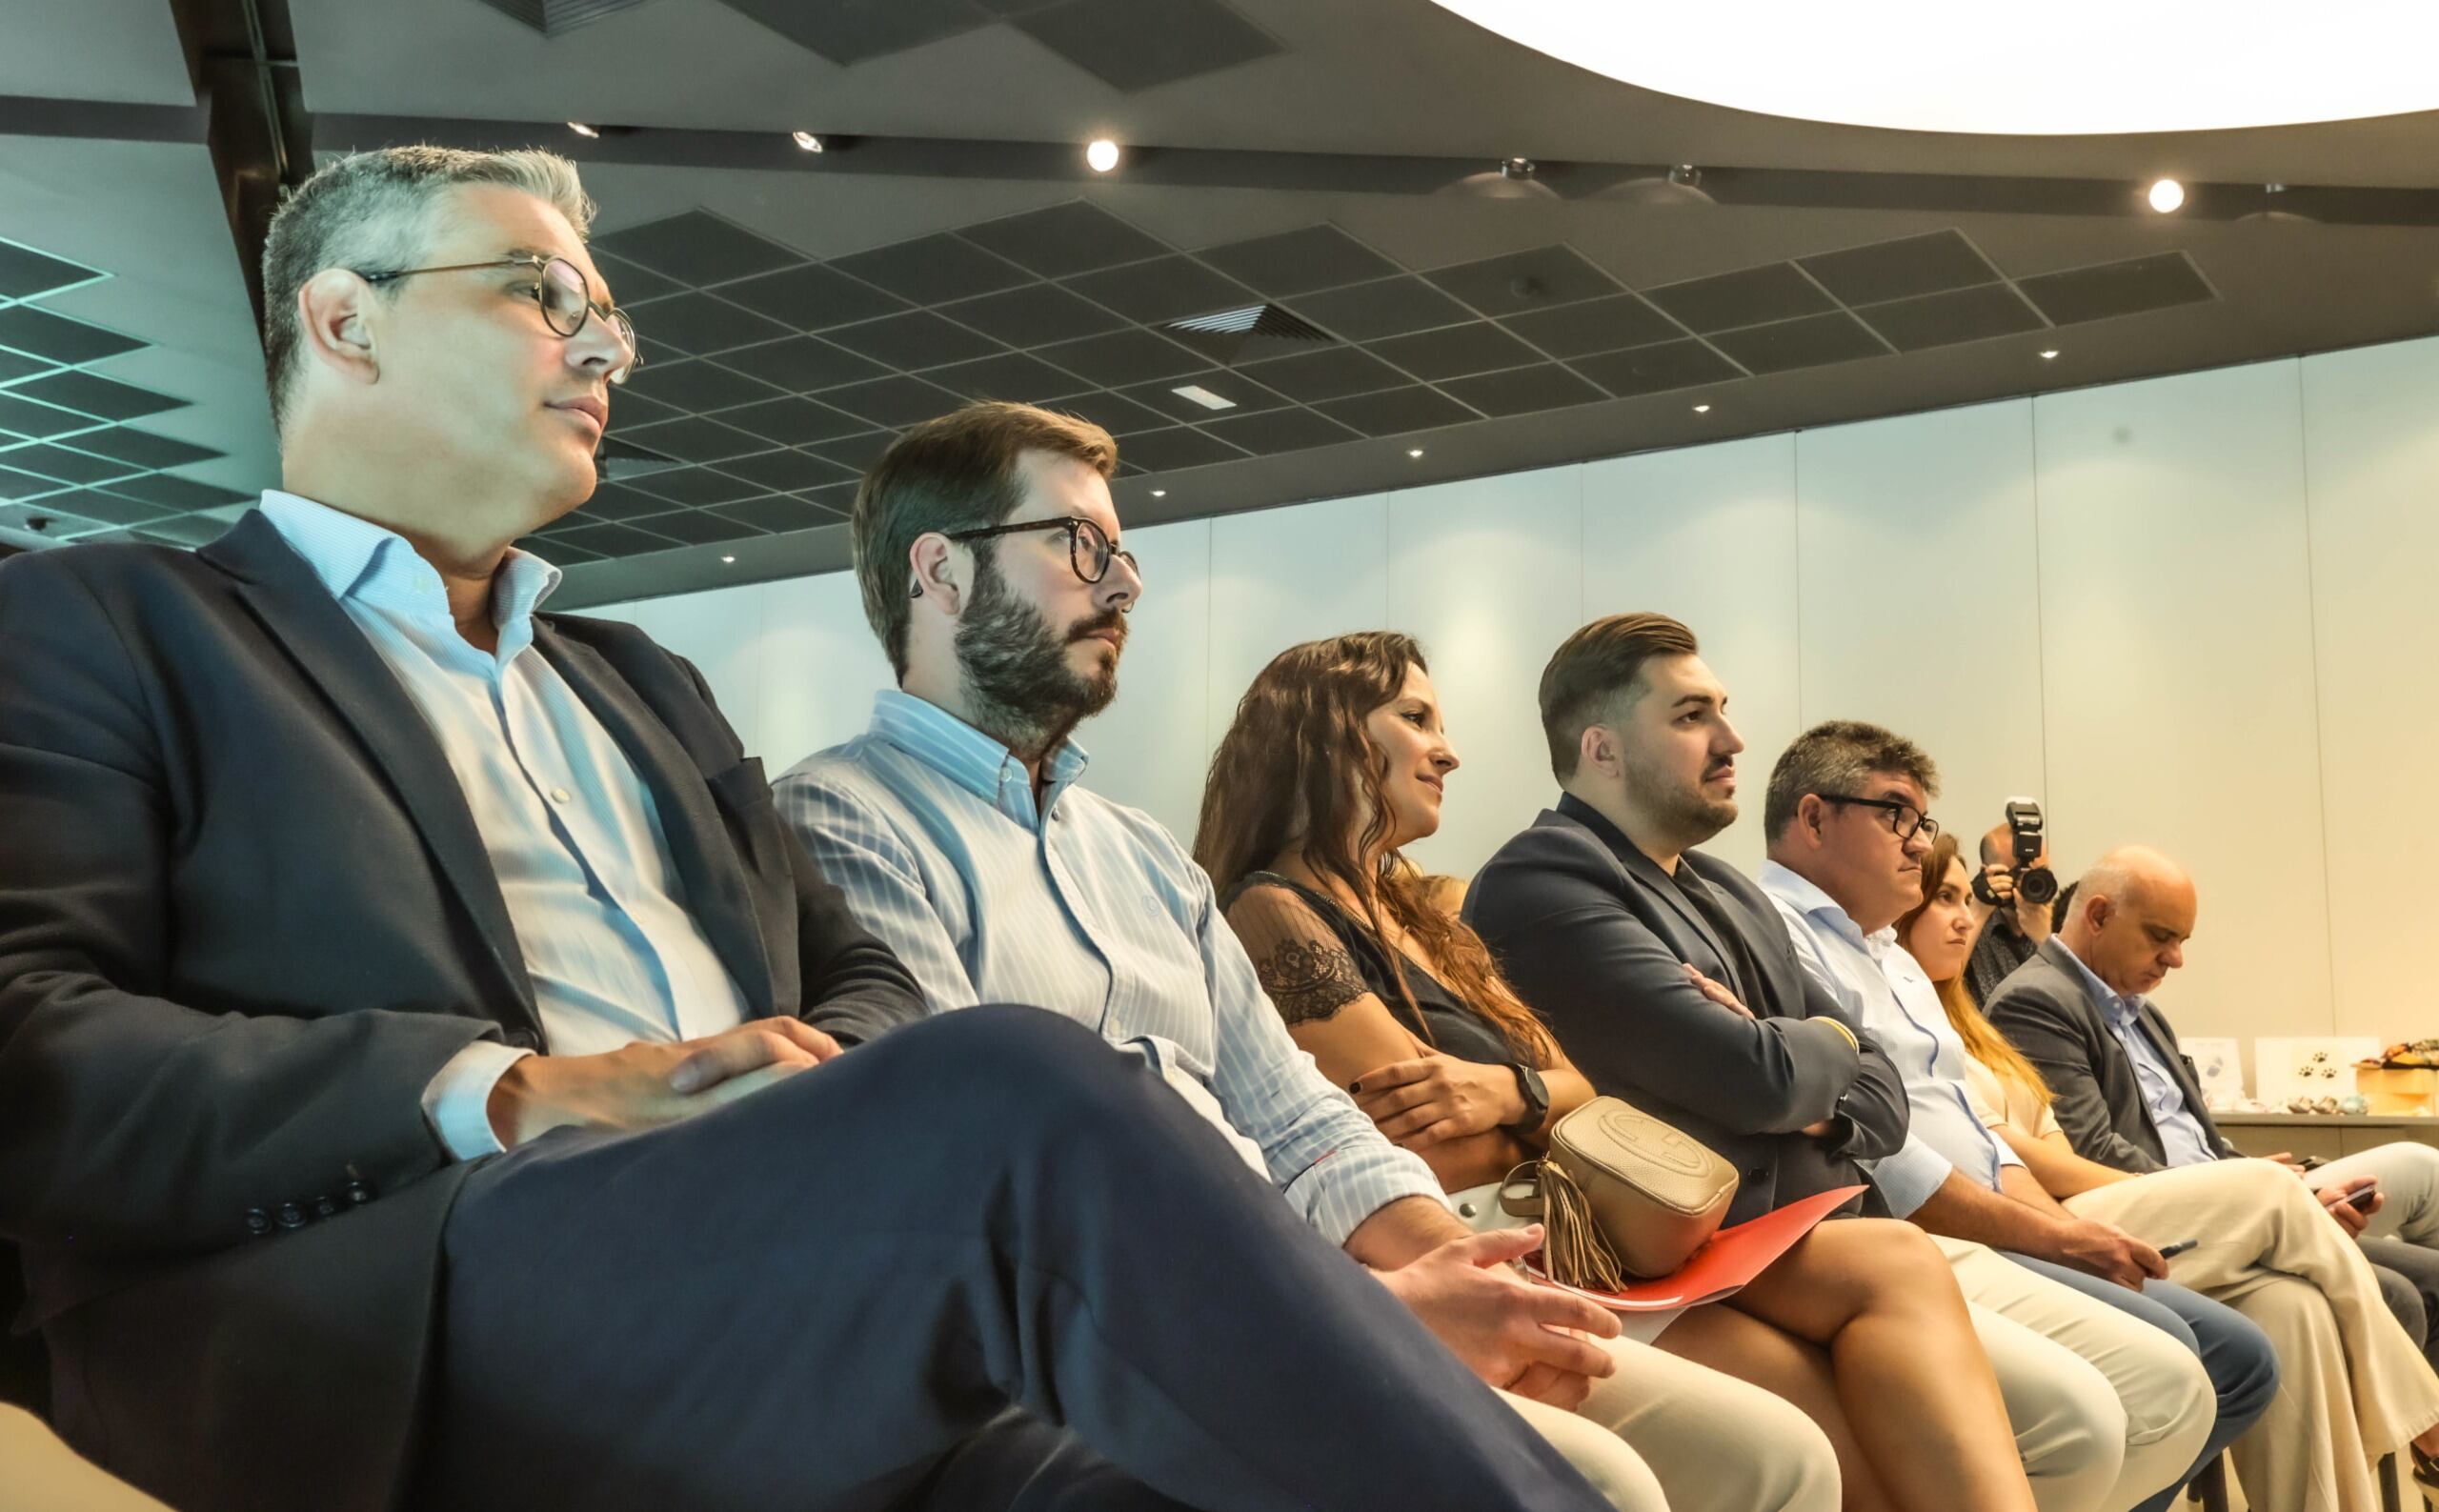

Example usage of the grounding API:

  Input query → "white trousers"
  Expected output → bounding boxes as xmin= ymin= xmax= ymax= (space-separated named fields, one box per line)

xmin=1935 ymin=1235 xmax=2218 ymax=1512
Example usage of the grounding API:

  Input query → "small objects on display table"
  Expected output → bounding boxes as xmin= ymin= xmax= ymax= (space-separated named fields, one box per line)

xmin=2357 ymin=1039 xmax=2439 ymax=1116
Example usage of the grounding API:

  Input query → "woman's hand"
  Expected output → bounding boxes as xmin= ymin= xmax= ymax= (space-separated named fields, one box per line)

xmin=1353 ymin=1055 xmax=1527 ymax=1148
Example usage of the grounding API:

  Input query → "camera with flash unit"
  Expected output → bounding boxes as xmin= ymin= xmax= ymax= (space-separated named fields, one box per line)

xmin=1972 ymin=797 xmax=2057 ymax=909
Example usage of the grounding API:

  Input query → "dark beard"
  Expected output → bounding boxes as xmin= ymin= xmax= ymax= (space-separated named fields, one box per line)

xmin=1623 ymin=744 xmax=1736 ymax=849
xmin=954 ymin=558 xmax=1124 ymax=760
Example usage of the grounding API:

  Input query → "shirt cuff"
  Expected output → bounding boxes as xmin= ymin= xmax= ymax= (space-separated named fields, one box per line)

xmin=420 ymin=1038 xmax=534 ymax=1161
xmin=1868 ymin=1133 xmax=1955 ymax=1219
xmin=1992 ymin=1137 xmax=2026 ymax=1171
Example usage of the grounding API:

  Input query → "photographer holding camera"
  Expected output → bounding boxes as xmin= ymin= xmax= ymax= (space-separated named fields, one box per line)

xmin=1965 ymin=800 xmax=2066 ymax=1008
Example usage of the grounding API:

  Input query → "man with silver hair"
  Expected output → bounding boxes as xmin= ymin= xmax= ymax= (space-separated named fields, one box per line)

xmin=0 ymin=146 xmax=1622 ymax=1512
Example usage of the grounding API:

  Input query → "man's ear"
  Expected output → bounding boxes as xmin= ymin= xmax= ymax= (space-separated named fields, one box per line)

xmin=1577 ymin=724 xmax=1616 ymax=778
xmin=909 ymin=534 xmax=965 ymax=615
xmin=295 ymin=270 xmax=382 ymax=391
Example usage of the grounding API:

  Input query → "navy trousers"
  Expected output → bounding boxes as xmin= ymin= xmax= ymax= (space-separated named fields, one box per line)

xmin=414 ymin=1006 xmax=1608 ymax=1512
xmin=2007 ymin=1254 xmax=2279 ymax=1512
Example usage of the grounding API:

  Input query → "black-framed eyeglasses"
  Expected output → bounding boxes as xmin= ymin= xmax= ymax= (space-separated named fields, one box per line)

xmin=355 ymin=254 xmax=642 ymax=384
xmin=912 ymin=515 xmax=1139 ymax=598
xmin=1822 ymin=795 xmax=1940 ymax=843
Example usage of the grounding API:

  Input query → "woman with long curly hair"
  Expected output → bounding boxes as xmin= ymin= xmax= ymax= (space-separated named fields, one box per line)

xmin=1197 ymin=632 xmax=2038 ymax=1512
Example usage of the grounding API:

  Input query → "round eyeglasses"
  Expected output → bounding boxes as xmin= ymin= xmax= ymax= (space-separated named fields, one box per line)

xmin=1821 ymin=794 xmax=1939 ymax=843
xmin=355 ymin=254 xmax=642 ymax=384
xmin=913 ymin=515 xmax=1140 ymax=598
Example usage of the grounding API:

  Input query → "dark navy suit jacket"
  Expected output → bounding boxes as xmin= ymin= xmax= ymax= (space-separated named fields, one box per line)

xmin=1464 ymin=795 xmax=1909 ymax=1226
xmin=0 ymin=511 xmax=923 ymax=1512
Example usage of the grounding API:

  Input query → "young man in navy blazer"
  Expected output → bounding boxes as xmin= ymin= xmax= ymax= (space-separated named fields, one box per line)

xmin=0 ymin=146 xmax=1615 ymax=1512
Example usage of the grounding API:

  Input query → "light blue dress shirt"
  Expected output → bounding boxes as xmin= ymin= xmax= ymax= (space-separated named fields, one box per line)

xmin=2054 ymin=940 xmax=2222 ymax=1168
xmin=774 ymin=689 xmax=1443 ymax=1247
xmin=256 ymin=493 xmax=749 ymax=1159
xmin=1761 ymin=861 xmax=2023 ymax=1217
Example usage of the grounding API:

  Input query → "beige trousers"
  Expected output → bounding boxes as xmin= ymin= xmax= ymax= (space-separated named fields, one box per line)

xmin=1935 ymin=1235 xmax=2219 ymax=1512
xmin=2064 ymin=1158 xmax=2439 ymax=1512
xmin=0 ymin=1405 xmax=172 ymax=1512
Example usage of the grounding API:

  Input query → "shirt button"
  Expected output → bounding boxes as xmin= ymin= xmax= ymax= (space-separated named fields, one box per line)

xmin=550 ymin=787 xmax=571 ymax=804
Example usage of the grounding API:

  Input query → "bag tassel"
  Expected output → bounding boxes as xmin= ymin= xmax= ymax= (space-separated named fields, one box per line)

xmin=1537 ymin=1158 xmax=1629 ymax=1293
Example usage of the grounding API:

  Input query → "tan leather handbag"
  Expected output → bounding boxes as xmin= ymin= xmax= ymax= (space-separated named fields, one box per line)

xmin=1502 ymin=1097 xmax=1738 ymax=1288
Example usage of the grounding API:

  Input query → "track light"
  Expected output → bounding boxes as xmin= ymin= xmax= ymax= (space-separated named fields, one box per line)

xmin=567 ymin=122 xmax=600 ymax=139
xmin=1692 ymin=403 xmax=1711 ymax=413
xmin=2040 ymin=349 xmax=2060 ymax=360
xmin=1085 ymin=139 xmax=1120 ymax=172
xmin=2147 ymin=177 xmax=2186 ymax=213
xmin=1150 ymin=489 xmax=1167 ymax=497
xmin=1407 ymin=448 xmax=1425 ymax=458
xmin=792 ymin=131 xmax=823 ymax=153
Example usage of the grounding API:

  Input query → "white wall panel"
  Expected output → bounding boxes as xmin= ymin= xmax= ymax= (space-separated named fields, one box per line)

xmin=2300 ymin=336 xmax=2439 ymax=1045
xmin=1794 ymin=402 xmax=2046 ymax=871
xmin=755 ymin=571 xmax=897 ymax=776
xmin=1386 ymin=466 xmax=1586 ymax=878
xmin=610 ymin=580 xmax=768 ymax=759
xmin=1205 ymin=492 xmax=1392 ymax=741
xmin=2033 ymin=361 xmax=2331 ymax=1057
xmin=1582 ymin=434 xmax=1801 ymax=877
xmin=1073 ymin=518 xmax=1213 ymax=842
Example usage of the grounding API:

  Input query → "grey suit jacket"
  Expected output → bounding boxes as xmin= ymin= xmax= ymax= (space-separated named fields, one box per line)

xmin=0 ymin=512 xmax=925 ymax=1512
xmin=1463 ymin=794 xmax=1909 ymax=1227
xmin=1983 ymin=937 xmax=2235 ymax=1174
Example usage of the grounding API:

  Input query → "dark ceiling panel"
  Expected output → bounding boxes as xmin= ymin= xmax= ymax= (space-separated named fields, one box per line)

xmin=13 ymin=370 xmax=186 ymax=421
xmin=620 ymin=415 xmax=774 ymax=464
xmin=0 ymin=306 xmax=146 ymax=364
xmin=6 ymin=442 xmax=141 ymax=485
xmin=547 ymin=520 xmax=682 ymax=559
xmin=1423 ymin=246 xmax=1623 ymax=317
xmin=1707 ymin=312 xmax=1889 ymax=375
xmin=105 ymin=474 xmax=251 ymax=511
xmin=631 ymin=508 xmax=764 ymax=545
xmin=1236 ymin=344 xmax=1406 ymax=402
xmin=1644 ymin=264 xmax=1837 ymax=333
xmin=717 ymin=263 xmax=910 ymax=331
xmin=625 ymin=357 xmax=784 ymax=413
xmin=717 ymin=0 xmax=988 ymax=64
xmin=820 ymin=373 xmax=970 ymax=427
xmin=819 ymin=310 xmax=1005 ymax=370
xmin=1118 ymin=368 xmax=1292 ymax=421
xmin=1199 ymin=405 xmax=1360 ymax=455
xmin=593 ymin=211 xmax=803 ymax=287
xmin=957 ymin=202 xmax=1171 ymax=278
xmin=1290 ymin=276 xmax=1473 ymax=342
xmin=1499 ymin=293 xmax=1683 ymax=359
xmin=0 ymin=465 xmax=63 ymax=499
xmin=714 ymin=494 xmax=845 ymax=534
xmin=720 ymin=335 xmax=890 ymax=392
xmin=0 ymin=239 xmax=95 ymax=300
xmin=1312 ymin=384 xmax=1479 ymax=437
xmin=0 ymin=349 xmax=56 ymax=384
xmin=1120 ymin=425 xmax=1248 ymax=471
xmin=1036 ymin=328 xmax=1204 ymax=387
xmin=1061 ymin=255 xmax=1254 ymax=325
xmin=606 ymin=390 xmax=684 ymax=429
xmin=630 ymin=291 xmax=794 ymax=356
xmin=576 ymin=482 xmax=680 ymax=520
xmin=1570 ymin=340 xmax=1744 ymax=397
xmin=940 ymin=282 xmax=1128 ymax=346
xmin=831 ymin=232 xmax=1033 ymax=306
xmin=717 ymin=394 xmax=874 ymax=446
xmin=809 ymin=431 xmax=898 ymax=472
xmin=591 ymin=252 xmax=683 ymax=305
xmin=628 ymin=466 xmax=770 ymax=507
xmin=1197 ymin=225 xmax=1400 ymax=297
xmin=1798 ymin=231 xmax=2003 ymax=308
xmin=1047 ymin=390 xmax=1175 ymax=435
xmin=46 ymin=486 xmax=177 ymax=526
xmin=928 ymin=351 xmax=1084 ymax=403
xmin=66 ymin=426 xmax=222 ymax=469
xmin=712 ymin=447 xmax=859 ymax=492
xmin=1437 ymin=363 xmax=1607 ymax=417
xmin=1367 ymin=322 xmax=1541 ymax=381
xmin=1010 ymin=0 xmax=1282 ymax=91
xmin=1858 ymin=283 xmax=2049 ymax=352
xmin=2018 ymin=252 xmax=2217 ymax=326
xmin=0 ymin=391 xmax=93 ymax=438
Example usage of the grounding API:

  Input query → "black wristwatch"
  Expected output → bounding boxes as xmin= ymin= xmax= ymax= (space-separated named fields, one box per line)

xmin=1503 ymin=1061 xmax=1551 ymax=1133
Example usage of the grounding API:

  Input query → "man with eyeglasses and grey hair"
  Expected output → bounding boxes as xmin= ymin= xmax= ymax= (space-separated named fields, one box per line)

xmin=0 ymin=149 xmax=1627 ymax=1512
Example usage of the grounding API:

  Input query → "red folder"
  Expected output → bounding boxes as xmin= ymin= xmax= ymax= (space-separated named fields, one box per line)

xmin=1522 ymin=1185 xmax=1866 ymax=1312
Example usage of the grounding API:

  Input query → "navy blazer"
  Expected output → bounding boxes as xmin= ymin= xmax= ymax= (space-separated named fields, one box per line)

xmin=1463 ymin=795 xmax=1909 ymax=1227
xmin=1984 ymin=937 xmax=2236 ymax=1174
xmin=0 ymin=512 xmax=925 ymax=1512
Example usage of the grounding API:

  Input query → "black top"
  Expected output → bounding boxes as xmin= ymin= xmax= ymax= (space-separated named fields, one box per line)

xmin=1219 ymin=872 xmax=1517 ymax=1067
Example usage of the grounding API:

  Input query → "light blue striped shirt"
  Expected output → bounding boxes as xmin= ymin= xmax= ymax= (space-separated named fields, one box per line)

xmin=257 ymin=492 xmax=749 ymax=1159
xmin=2055 ymin=940 xmax=2222 ymax=1169
xmin=1762 ymin=860 xmax=2023 ymax=1215
xmin=775 ymin=689 xmax=1442 ymax=1246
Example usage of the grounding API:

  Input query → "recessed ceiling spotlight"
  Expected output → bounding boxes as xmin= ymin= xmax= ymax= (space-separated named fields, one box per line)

xmin=1692 ymin=403 xmax=1711 ymax=413
xmin=1085 ymin=138 xmax=1121 ymax=173
xmin=1150 ymin=489 xmax=1167 ymax=497
xmin=720 ymin=554 xmax=736 ymax=564
xmin=567 ymin=121 xmax=601 ymax=139
xmin=2147 ymin=177 xmax=2186 ymax=213
xmin=1407 ymin=448 xmax=1424 ymax=458
xmin=792 ymin=131 xmax=823 ymax=153
xmin=2040 ymin=349 xmax=2060 ymax=360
